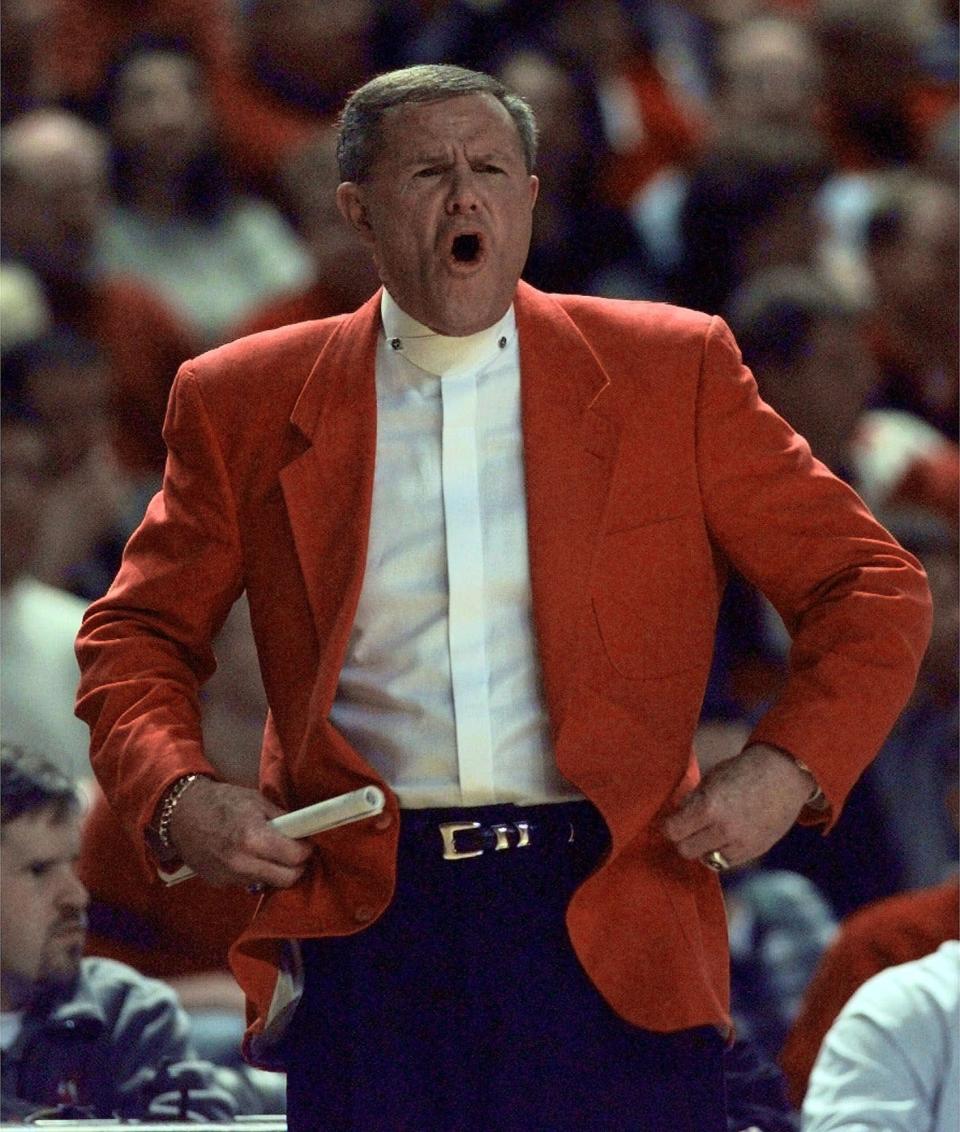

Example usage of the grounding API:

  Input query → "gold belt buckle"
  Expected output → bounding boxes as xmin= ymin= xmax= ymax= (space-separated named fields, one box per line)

xmin=440 ymin=821 xmax=483 ymax=860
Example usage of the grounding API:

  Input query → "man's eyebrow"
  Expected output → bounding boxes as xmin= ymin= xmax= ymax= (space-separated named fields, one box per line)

xmin=405 ymin=152 xmax=449 ymax=167
xmin=22 ymin=851 xmax=73 ymax=871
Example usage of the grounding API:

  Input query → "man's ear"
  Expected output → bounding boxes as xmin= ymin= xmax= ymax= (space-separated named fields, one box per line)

xmin=336 ymin=182 xmax=375 ymax=245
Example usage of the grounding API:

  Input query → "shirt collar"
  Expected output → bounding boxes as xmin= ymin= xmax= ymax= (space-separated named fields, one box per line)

xmin=380 ymin=289 xmax=516 ymax=377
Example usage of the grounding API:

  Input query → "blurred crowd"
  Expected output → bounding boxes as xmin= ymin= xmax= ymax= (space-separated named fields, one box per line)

xmin=0 ymin=0 xmax=957 ymax=1125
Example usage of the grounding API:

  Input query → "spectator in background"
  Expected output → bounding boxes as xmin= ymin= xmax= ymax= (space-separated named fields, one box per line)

xmin=672 ymin=126 xmax=831 ymax=316
xmin=811 ymin=0 xmax=954 ymax=172
xmin=851 ymin=524 xmax=959 ymax=893
xmin=2 ymin=330 xmax=137 ymax=600
xmin=923 ymin=104 xmax=959 ymax=184
xmin=495 ymin=46 xmax=652 ymax=298
xmin=0 ymin=261 xmax=50 ymax=354
xmin=630 ymin=13 xmax=826 ymax=296
xmin=727 ymin=268 xmax=875 ymax=481
xmin=35 ymin=0 xmax=236 ymax=120
xmin=0 ymin=744 xmax=280 ymax=1121
xmin=864 ymin=173 xmax=959 ymax=441
xmin=0 ymin=410 xmax=92 ymax=787
xmin=235 ymin=127 xmax=379 ymax=336
xmin=209 ymin=0 xmax=379 ymax=196
xmin=802 ymin=942 xmax=959 ymax=1132
xmin=545 ymin=0 xmax=704 ymax=210
xmin=724 ymin=868 xmax=837 ymax=1067
xmin=0 ymin=108 xmax=194 ymax=480
xmin=0 ymin=0 xmax=56 ymax=122
xmin=97 ymin=39 xmax=312 ymax=350
xmin=711 ymin=15 xmax=822 ymax=137
xmin=781 ymin=870 xmax=959 ymax=1108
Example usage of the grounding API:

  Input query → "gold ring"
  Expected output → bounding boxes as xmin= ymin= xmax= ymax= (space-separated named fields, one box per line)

xmin=703 ymin=850 xmax=731 ymax=872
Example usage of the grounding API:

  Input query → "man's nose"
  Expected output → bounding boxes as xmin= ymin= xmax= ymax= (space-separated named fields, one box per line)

xmin=59 ymin=866 xmax=90 ymax=911
xmin=445 ymin=168 xmax=481 ymax=214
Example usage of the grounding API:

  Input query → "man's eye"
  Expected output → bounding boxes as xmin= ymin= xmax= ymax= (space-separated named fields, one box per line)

xmin=415 ymin=167 xmax=443 ymax=178
xmin=29 ymin=862 xmax=52 ymax=878
xmin=479 ymin=165 xmax=504 ymax=174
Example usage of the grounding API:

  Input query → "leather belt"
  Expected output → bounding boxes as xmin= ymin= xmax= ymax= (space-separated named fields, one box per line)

xmin=438 ymin=817 xmax=576 ymax=861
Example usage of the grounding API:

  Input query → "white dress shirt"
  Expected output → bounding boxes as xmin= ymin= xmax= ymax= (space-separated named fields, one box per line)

xmin=328 ymin=290 xmax=580 ymax=808
xmin=802 ymin=941 xmax=960 ymax=1132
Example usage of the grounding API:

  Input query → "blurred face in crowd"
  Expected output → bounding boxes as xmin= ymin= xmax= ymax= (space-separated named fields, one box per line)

xmin=111 ymin=49 xmax=210 ymax=177
xmin=337 ymin=93 xmax=539 ymax=336
xmin=0 ymin=419 xmax=48 ymax=585
xmin=872 ymin=182 xmax=960 ymax=344
xmin=0 ymin=114 xmax=108 ymax=281
xmin=25 ymin=352 xmax=113 ymax=475
xmin=718 ymin=19 xmax=822 ymax=131
xmin=896 ymin=186 xmax=960 ymax=341
xmin=248 ymin=0 xmax=374 ymax=105
xmin=498 ymin=51 xmax=582 ymax=173
xmin=548 ymin=0 xmax=635 ymax=72
xmin=0 ymin=806 xmax=88 ymax=1011
xmin=759 ymin=314 xmax=877 ymax=473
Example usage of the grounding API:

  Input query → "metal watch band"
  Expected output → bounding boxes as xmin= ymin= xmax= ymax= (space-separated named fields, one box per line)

xmin=155 ymin=773 xmax=202 ymax=852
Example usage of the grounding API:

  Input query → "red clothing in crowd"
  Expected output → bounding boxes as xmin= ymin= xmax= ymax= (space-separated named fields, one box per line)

xmin=43 ymin=0 xmax=236 ymax=106
xmin=599 ymin=56 xmax=704 ymax=209
xmin=779 ymin=876 xmax=960 ymax=1108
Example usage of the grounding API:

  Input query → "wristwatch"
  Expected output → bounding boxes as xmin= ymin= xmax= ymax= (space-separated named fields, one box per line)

xmin=144 ymin=774 xmax=206 ymax=861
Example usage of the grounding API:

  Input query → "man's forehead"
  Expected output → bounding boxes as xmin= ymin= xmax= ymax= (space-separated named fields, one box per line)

xmin=383 ymin=93 xmax=520 ymax=147
xmin=0 ymin=808 xmax=81 ymax=858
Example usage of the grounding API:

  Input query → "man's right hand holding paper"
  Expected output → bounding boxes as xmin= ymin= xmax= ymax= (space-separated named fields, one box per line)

xmin=167 ymin=777 xmax=312 ymax=889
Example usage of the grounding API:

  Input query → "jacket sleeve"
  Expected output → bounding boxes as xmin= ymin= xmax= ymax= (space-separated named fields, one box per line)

xmin=694 ymin=317 xmax=932 ymax=823
xmin=75 ymin=364 xmax=244 ymax=872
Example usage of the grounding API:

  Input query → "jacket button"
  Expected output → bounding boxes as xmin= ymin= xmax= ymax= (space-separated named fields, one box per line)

xmin=353 ymin=905 xmax=376 ymax=924
xmin=373 ymin=812 xmax=393 ymax=831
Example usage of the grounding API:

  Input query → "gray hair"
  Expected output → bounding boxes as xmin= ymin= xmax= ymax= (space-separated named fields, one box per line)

xmin=336 ymin=64 xmax=538 ymax=183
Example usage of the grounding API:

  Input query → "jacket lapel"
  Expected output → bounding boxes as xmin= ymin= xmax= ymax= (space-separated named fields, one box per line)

xmin=279 ymin=292 xmax=381 ymax=705
xmin=515 ymin=283 xmax=619 ymax=732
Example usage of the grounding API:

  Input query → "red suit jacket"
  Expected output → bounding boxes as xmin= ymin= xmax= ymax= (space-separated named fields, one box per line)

xmin=76 ymin=283 xmax=931 ymax=1063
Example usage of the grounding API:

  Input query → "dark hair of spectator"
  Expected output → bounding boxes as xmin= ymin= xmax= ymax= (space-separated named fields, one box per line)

xmin=674 ymin=126 xmax=832 ymax=315
xmin=1 ymin=329 xmax=102 ymax=417
xmin=337 ymin=64 xmax=539 ymax=183
xmin=0 ymin=743 xmax=81 ymax=825
xmin=100 ymin=35 xmax=231 ymax=223
xmin=727 ymin=268 xmax=860 ymax=372
xmin=863 ymin=174 xmax=938 ymax=253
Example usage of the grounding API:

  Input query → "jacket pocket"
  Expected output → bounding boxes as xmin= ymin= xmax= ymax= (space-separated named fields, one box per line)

xmin=591 ymin=515 xmax=717 ymax=679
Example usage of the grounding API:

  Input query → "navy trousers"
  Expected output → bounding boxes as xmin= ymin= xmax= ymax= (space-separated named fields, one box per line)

xmin=283 ymin=801 xmax=727 ymax=1131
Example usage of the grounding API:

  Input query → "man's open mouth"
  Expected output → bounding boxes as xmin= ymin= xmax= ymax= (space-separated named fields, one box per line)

xmin=450 ymin=232 xmax=483 ymax=264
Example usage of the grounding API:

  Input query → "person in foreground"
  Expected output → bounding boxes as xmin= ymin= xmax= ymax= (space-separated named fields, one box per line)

xmin=75 ymin=65 xmax=932 ymax=1131
xmin=802 ymin=941 xmax=959 ymax=1132
xmin=0 ymin=745 xmax=273 ymax=1122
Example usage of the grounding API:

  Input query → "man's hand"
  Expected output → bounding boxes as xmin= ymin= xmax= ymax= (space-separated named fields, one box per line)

xmin=167 ymin=777 xmax=312 ymax=888
xmin=660 ymin=743 xmax=818 ymax=869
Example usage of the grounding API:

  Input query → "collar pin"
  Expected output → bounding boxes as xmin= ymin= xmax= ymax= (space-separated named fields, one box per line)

xmin=498 ymin=336 xmax=507 ymax=348
xmin=390 ymin=337 xmax=403 ymax=351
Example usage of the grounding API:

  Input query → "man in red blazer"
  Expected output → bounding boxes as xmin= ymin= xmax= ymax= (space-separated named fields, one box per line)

xmin=76 ymin=65 xmax=931 ymax=1130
